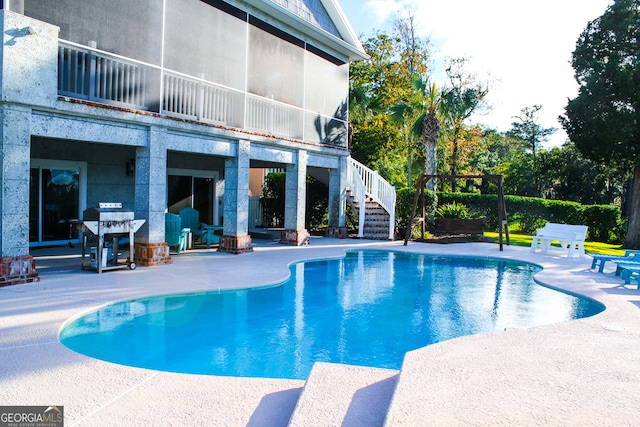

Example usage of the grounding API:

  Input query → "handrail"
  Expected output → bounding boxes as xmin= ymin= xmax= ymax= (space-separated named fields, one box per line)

xmin=347 ymin=157 xmax=396 ymax=239
xmin=57 ymin=40 xmax=348 ymax=147
xmin=347 ymin=160 xmax=366 ymax=237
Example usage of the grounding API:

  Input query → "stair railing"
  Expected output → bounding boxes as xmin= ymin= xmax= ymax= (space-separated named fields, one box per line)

xmin=347 ymin=157 xmax=396 ymax=239
xmin=347 ymin=159 xmax=366 ymax=237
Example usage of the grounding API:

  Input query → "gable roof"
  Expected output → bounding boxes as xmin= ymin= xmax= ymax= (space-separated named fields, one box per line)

xmin=244 ymin=0 xmax=368 ymax=61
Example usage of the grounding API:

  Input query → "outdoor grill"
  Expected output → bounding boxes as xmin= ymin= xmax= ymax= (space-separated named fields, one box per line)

xmin=78 ymin=202 xmax=145 ymax=273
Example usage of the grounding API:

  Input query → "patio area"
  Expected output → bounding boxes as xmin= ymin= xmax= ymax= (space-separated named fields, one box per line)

xmin=2 ymin=238 xmax=640 ymax=426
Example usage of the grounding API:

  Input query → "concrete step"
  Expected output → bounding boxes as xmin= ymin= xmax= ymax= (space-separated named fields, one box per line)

xmin=364 ymin=223 xmax=391 ymax=229
xmin=363 ymin=234 xmax=393 ymax=240
xmin=364 ymin=211 xmax=388 ymax=216
xmin=363 ymin=230 xmax=391 ymax=237
xmin=364 ymin=215 xmax=389 ymax=224
xmin=288 ymin=362 xmax=399 ymax=427
xmin=365 ymin=213 xmax=389 ymax=219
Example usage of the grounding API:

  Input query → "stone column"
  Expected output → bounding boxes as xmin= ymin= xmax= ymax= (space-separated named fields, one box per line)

xmin=0 ymin=11 xmax=58 ymax=285
xmin=219 ymin=139 xmax=253 ymax=254
xmin=280 ymin=149 xmax=309 ymax=245
xmin=325 ymin=155 xmax=349 ymax=238
xmin=134 ymin=127 xmax=172 ymax=266
xmin=0 ymin=105 xmax=38 ymax=286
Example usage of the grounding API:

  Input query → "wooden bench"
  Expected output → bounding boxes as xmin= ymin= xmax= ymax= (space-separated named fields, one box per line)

xmin=433 ymin=218 xmax=485 ymax=239
xmin=530 ymin=223 xmax=588 ymax=258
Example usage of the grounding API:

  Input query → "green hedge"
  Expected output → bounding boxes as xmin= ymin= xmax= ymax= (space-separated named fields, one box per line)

xmin=396 ymin=189 xmax=623 ymax=243
xmin=261 ymin=172 xmax=328 ymax=231
xmin=395 ymin=187 xmax=437 ymax=228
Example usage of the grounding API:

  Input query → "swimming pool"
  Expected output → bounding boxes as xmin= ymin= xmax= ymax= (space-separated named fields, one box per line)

xmin=59 ymin=250 xmax=604 ymax=379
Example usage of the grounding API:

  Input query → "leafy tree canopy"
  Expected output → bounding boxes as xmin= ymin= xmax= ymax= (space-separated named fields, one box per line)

xmin=561 ymin=0 xmax=640 ymax=247
xmin=508 ymin=105 xmax=556 ymax=161
xmin=349 ymin=20 xmax=432 ymax=188
xmin=561 ymin=0 xmax=640 ymax=167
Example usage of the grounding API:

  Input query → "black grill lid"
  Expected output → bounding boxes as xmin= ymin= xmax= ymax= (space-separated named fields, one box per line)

xmin=83 ymin=203 xmax=134 ymax=221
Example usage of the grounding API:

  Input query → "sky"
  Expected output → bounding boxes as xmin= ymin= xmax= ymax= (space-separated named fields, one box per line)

xmin=338 ymin=0 xmax=613 ymax=147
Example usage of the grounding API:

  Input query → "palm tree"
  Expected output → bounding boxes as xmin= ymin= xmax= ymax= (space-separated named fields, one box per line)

xmin=348 ymin=81 xmax=383 ymax=147
xmin=391 ymin=73 xmax=441 ymax=189
xmin=421 ymin=81 xmax=440 ymax=191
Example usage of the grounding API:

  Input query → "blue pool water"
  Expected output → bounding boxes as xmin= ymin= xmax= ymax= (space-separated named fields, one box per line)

xmin=60 ymin=250 xmax=603 ymax=379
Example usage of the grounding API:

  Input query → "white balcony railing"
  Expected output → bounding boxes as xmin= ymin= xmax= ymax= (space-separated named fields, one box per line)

xmin=58 ymin=41 xmax=149 ymax=110
xmin=57 ymin=40 xmax=347 ymax=148
xmin=162 ymin=71 xmax=244 ymax=127
xmin=245 ymin=94 xmax=304 ymax=140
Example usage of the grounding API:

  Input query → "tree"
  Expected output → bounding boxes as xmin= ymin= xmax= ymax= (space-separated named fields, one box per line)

xmin=508 ymin=105 xmax=556 ymax=196
xmin=536 ymin=143 xmax=626 ymax=205
xmin=440 ymin=57 xmax=489 ymax=191
xmin=467 ymin=128 xmax=527 ymax=193
xmin=349 ymin=33 xmax=410 ymax=182
xmin=348 ymin=81 xmax=383 ymax=147
xmin=349 ymin=22 xmax=432 ymax=188
xmin=390 ymin=74 xmax=441 ymax=190
xmin=394 ymin=10 xmax=430 ymax=79
xmin=496 ymin=152 xmax=539 ymax=197
xmin=560 ymin=0 xmax=640 ymax=248
xmin=509 ymin=105 xmax=556 ymax=165
xmin=392 ymin=14 xmax=432 ymax=187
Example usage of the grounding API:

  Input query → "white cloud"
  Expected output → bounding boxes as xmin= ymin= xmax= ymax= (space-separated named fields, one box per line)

xmin=344 ymin=0 xmax=613 ymax=147
xmin=357 ymin=0 xmax=405 ymax=26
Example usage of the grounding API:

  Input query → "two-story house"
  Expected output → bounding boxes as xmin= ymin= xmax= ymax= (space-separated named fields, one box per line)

xmin=0 ymin=0 xmax=396 ymax=286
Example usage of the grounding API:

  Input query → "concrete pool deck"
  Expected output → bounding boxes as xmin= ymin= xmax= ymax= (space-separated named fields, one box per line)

xmin=2 ymin=238 xmax=640 ymax=426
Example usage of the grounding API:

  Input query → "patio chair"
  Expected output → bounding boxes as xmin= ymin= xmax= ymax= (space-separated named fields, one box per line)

xmin=165 ymin=213 xmax=188 ymax=254
xmin=178 ymin=207 xmax=219 ymax=248
xmin=619 ymin=265 xmax=640 ymax=288
xmin=591 ymin=250 xmax=640 ymax=273
xmin=179 ymin=207 xmax=204 ymax=244
xmin=613 ymin=259 xmax=640 ymax=276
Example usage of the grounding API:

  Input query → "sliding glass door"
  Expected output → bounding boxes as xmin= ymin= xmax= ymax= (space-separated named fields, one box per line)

xmin=30 ymin=160 xmax=87 ymax=247
xmin=167 ymin=169 xmax=218 ymax=225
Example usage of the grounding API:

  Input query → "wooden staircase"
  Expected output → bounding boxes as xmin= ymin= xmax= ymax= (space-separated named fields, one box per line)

xmin=347 ymin=191 xmax=394 ymax=240
xmin=346 ymin=158 xmax=396 ymax=240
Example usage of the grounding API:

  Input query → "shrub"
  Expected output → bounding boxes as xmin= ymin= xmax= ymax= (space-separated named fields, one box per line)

xmin=261 ymin=172 xmax=328 ymax=231
xmin=435 ymin=202 xmax=473 ymax=219
xmin=395 ymin=187 xmax=437 ymax=228
xmin=438 ymin=192 xmax=498 ymax=228
xmin=305 ymin=175 xmax=328 ymax=231
xmin=435 ymin=192 xmax=621 ymax=243
xmin=582 ymin=204 xmax=623 ymax=242
xmin=261 ymin=172 xmax=285 ymax=227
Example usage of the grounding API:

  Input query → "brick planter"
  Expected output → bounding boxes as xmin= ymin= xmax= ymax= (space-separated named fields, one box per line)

xmin=0 ymin=255 xmax=39 ymax=287
xmin=218 ymin=235 xmax=254 ymax=254
xmin=280 ymin=229 xmax=310 ymax=246
xmin=325 ymin=226 xmax=349 ymax=239
xmin=134 ymin=242 xmax=172 ymax=266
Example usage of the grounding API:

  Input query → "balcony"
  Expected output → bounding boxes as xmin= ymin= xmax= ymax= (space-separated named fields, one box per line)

xmin=57 ymin=40 xmax=347 ymax=148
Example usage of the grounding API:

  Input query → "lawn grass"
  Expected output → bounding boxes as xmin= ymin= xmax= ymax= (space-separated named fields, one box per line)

xmin=484 ymin=232 xmax=626 ymax=256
